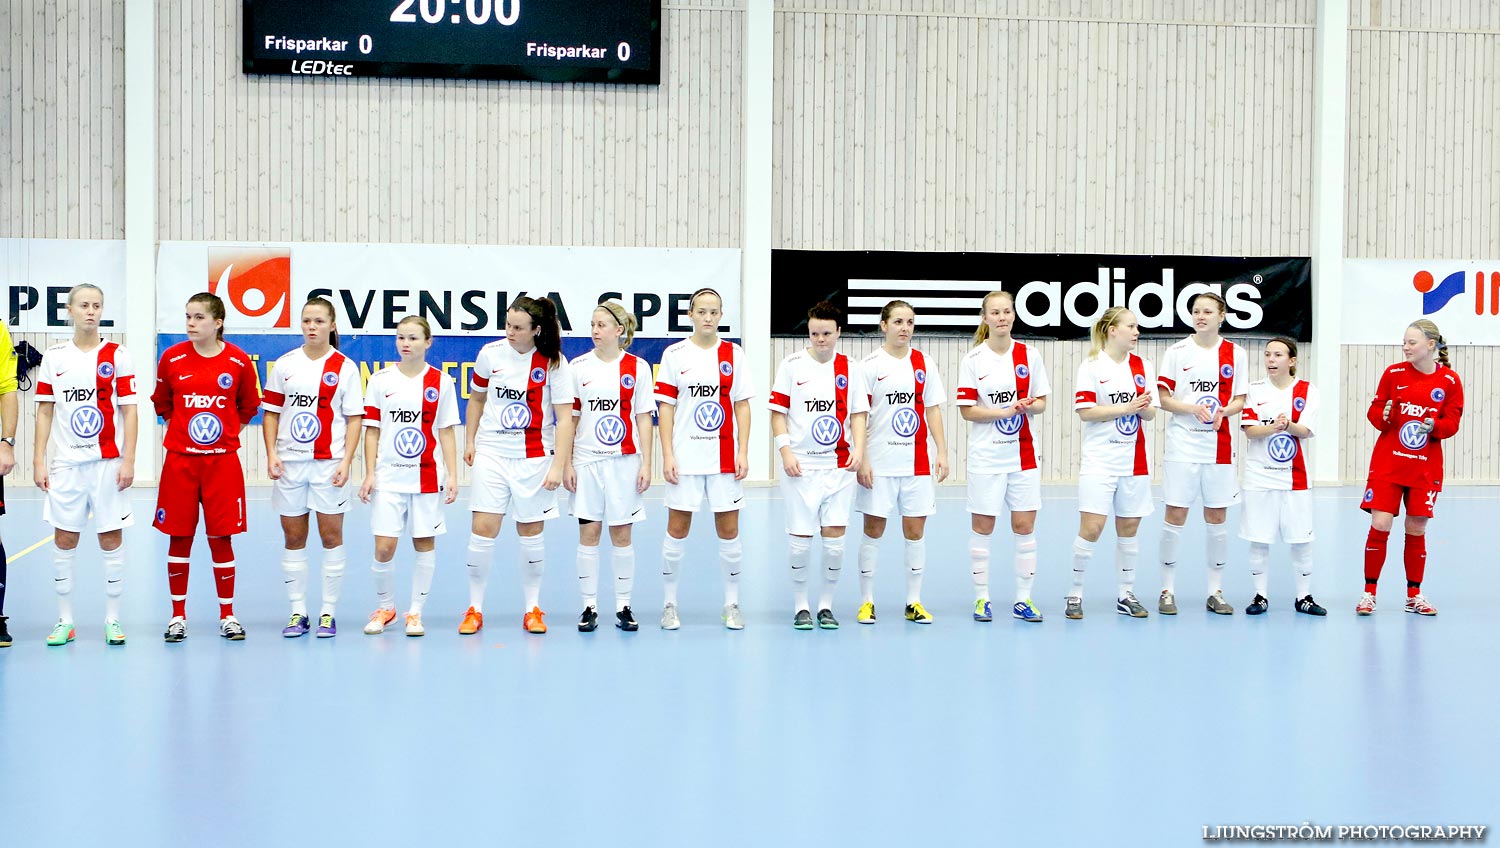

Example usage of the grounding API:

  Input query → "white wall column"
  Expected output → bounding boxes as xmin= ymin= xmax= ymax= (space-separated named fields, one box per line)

xmin=1311 ymin=0 xmax=1348 ymax=482
xmin=742 ymin=0 xmax=774 ymax=483
xmin=125 ymin=0 xmax=158 ymax=483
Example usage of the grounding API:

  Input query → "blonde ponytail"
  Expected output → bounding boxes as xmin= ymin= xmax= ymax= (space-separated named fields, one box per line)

xmin=1409 ymin=318 xmax=1451 ymax=367
xmin=1089 ymin=307 xmax=1131 ymax=359
xmin=972 ymin=290 xmax=1014 ymax=347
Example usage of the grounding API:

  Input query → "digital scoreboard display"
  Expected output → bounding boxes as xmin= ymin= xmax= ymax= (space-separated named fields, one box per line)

xmin=243 ymin=0 xmax=660 ymax=85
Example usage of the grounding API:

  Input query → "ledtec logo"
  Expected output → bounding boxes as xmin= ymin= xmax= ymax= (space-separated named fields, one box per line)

xmin=1413 ymin=268 xmax=1500 ymax=316
xmin=207 ymin=247 xmax=292 ymax=329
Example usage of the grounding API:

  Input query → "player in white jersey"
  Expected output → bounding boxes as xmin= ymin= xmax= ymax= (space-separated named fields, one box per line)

xmin=1155 ymin=292 xmax=1249 ymax=615
xmin=563 ymin=302 xmax=655 ymax=633
xmin=263 ymin=297 xmax=364 ymax=638
xmin=1068 ymin=307 xmax=1159 ymax=620
xmin=771 ymin=301 xmax=868 ymax=630
xmin=855 ymin=300 xmax=949 ymax=625
xmin=654 ymin=288 xmax=754 ymax=630
xmin=357 ymin=316 xmax=460 ymax=637
xmin=1239 ymin=337 xmax=1326 ymax=616
xmin=31 ymin=284 xmax=137 ymax=646
xmin=956 ymin=291 xmax=1051 ymax=624
xmin=462 ymin=296 xmax=575 ymax=636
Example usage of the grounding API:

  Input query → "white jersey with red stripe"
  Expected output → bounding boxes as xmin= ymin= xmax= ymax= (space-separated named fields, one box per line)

xmin=1241 ymin=378 xmax=1317 ymax=492
xmin=768 ymin=349 xmax=869 ymax=470
xmin=1157 ymin=336 xmax=1249 ymax=465
xmin=363 ymin=364 xmax=460 ymax=494
xmin=570 ymin=349 xmax=656 ymax=465
xmin=35 ymin=340 xmax=138 ymax=466
xmin=654 ymin=339 xmax=755 ymax=476
xmin=470 ymin=339 xmax=574 ymax=459
xmin=262 ymin=347 xmax=364 ymax=461
xmin=955 ymin=340 xmax=1052 ymax=475
xmin=1074 ymin=352 xmax=1159 ymax=477
xmin=861 ymin=346 xmax=947 ymax=477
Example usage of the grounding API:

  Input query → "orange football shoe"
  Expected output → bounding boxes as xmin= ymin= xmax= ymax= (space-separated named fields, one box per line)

xmin=523 ymin=606 xmax=547 ymax=634
xmin=458 ymin=606 xmax=484 ymax=635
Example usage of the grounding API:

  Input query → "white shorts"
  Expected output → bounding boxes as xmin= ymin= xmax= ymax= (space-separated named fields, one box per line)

xmin=781 ymin=467 xmax=857 ymax=535
xmin=571 ymin=455 xmax=647 ymax=526
xmin=1239 ymin=488 xmax=1315 ymax=545
xmin=43 ymin=459 xmax=135 ymax=533
xmin=1162 ymin=460 xmax=1240 ymax=509
xmin=1078 ymin=474 xmax=1154 ymax=519
xmin=665 ymin=473 xmax=744 ymax=513
xmin=272 ymin=458 xmax=352 ymax=517
xmin=370 ymin=489 xmax=447 ymax=539
xmin=469 ymin=451 xmax=560 ymax=523
xmin=857 ymin=475 xmax=937 ymax=519
xmin=966 ymin=469 xmax=1042 ymax=516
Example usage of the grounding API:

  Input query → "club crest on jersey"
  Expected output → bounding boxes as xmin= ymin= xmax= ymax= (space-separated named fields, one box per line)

xmin=217 ymin=373 xmax=234 ymax=389
xmin=1363 ymin=488 xmax=1375 ymax=503
xmin=1431 ymin=388 xmax=1445 ymax=403
xmin=323 ymin=371 xmax=340 ymax=387
xmin=621 ymin=374 xmax=636 ymax=390
xmin=1398 ymin=420 xmax=1429 ymax=450
xmin=156 ymin=507 xmax=167 ymax=524
xmin=1015 ymin=364 xmax=1030 ymax=379
xmin=1267 ymin=433 xmax=1298 ymax=463
xmin=719 ymin=361 xmax=734 ymax=377
xmin=1116 ymin=414 xmax=1141 ymax=436
xmin=694 ymin=401 xmax=725 ymax=431
xmin=914 ymin=369 xmax=926 ymax=384
xmin=1293 ymin=396 xmax=1306 ymax=413
xmin=1221 ymin=364 xmax=1234 ymax=379
xmin=995 ymin=414 xmax=1024 ymax=436
xmin=891 ymin=408 xmax=921 ymax=438
xmin=530 ymin=367 xmax=547 ymax=384
xmin=595 ymin=415 xmax=626 ymax=446
xmin=188 ymin=412 xmax=224 ymax=445
xmin=423 ymin=386 xmax=440 ymax=404
xmin=500 ymin=402 xmax=533 ymax=430
xmin=1133 ymin=374 xmax=1147 ymax=389
xmin=811 ymin=415 xmax=843 ymax=446
xmin=835 ymin=374 xmax=848 ymax=390
xmin=394 ymin=427 xmax=427 ymax=458
xmin=290 ymin=412 xmax=322 ymax=443
xmin=97 ymin=362 xmax=114 ymax=379
xmin=70 ymin=406 xmax=105 ymax=439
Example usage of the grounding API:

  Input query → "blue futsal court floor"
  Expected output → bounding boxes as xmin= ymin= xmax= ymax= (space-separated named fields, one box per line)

xmin=1 ymin=485 xmax=1496 ymax=846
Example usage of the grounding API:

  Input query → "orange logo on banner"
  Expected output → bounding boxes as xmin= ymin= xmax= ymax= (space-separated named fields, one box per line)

xmin=207 ymin=248 xmax=292 ymax=328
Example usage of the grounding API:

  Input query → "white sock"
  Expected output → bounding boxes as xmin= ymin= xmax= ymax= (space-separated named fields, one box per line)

xmin=1160 ymin=522 xmax=1183 ymax=593
xmin=1117 ymin=536 xmax=1140 ymax=598
xmin=969 ymin=530 xmax=991 ymax=601
xmin=1249 ymin=542 xmax=1270 ymax=597
xmin=661 ymin=534 xmax=685 ymax=606
xmin=1206 ymin=523 xmax=1229 ymax=594
xmin=102 ymin=545 xmax=125 ymax=622
xmin=410 ymin=549 xmax=436 ymax=614
xmin=519 ymin=534 xmax=546 ymax=610
xmin=858 ymin=533 xmax=880 ymax=603
xmin=818 ymin=536 xmax=845 ymax=612
xmin=372 ymin=558 xmax=396 ymax=610
xmin=53 ymin=546 xmax=77 ymax=623
xmin=905 ymin=537 xmax=925 ymax=605
xmin=1070 ymin=536 xmax=1095 ymax=598
xmin=720 ymin=536 xmax=743 ymax=606
xmin=465 ymin=532 xmax=496 ymax=612
xmin=281 ymin=547 xmax=310 ymax=616
xmin=1014 ymin=532 xmax=1037 ymax=603
xmin=613 ymin=544 xmax=635 ymax=611
xmin=320 ymin=545 xmax=346 ymax=616
xmin=577 ymin=544 xmax=600 ymax=610
xmin=789 ymin=535 xmax=812 ymax=612
xmin=1291 ymin=542 xmax=1313 ymax=599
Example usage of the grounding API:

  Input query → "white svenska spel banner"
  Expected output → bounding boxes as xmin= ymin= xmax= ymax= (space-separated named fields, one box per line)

xmin=1 ymin=238 xmax=128 ymax=332
xmin=1344 ymin=259 xmax=1500 ymax=345
xmin=156 ymin=242 xmax=742 ymax=337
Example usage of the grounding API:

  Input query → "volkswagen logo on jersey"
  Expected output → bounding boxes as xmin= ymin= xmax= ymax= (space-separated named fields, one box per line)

xmin=1015 ymin=364 xmax=1030 ymax=379
xmin=289 ymin=412 xmax=322 ymax=443
xmin=530 ymin=367 xmax=547 ymax=384
xmin=1133 ymin=374 xmax=1146 ymax=389
xmin=914 ymin=369 xmax=926 ymax=384
xmin=424 ymin=386 xmax=440 ymax=403
xmin=595 ymin=415 xmax=627 ymax=446
xmin=323 ymin=371 xmax=340 ymax=387
xmin=891 ymin=407 xmax=921 ymax=438
xmin=188 ymin=412 xmax=223 ymax=445
xmin=1116 ymin=414 xmax=1141 ymax=436
xmin=694 ymin=402 xmax=725 ymax=431
xmin=1197 ymin=396 xmax=1222 ymax=414
xmin=217 ymin=373 xmax=234 ymax=389
xmin=1267 ymin=432 xmax=1298 ymax=463
xmin=394 ymin=427 xmax=427 ymax=458
xmin=719 ymin=361 xmax=734 ymax=377
xmin=1221 ymin=364 xmax=1234 ymax=379
xmin=500 ymin=402 xmax=533 ymax=430
xmin=97 ymin=362 xmax=114 ymax=379
xmin=812 ymin=415 xmax=843 ymax=446
xmin=621 ymin=373 xmax=635 ymax=389
xmin=70 ymin=406 xmax=104 ymax=439
xmin=995 ymin=413 xmax=1025 ymax=436
xmin=835 ymin=374 xmax=848 ymax=390
xmin=1431 ymin=387 xmax=1445 ymax=403
xmin=1399 ymin=420 xmax=1429 ymax=450
xmin=1293 ymin=396 xmax=1306 ymax=413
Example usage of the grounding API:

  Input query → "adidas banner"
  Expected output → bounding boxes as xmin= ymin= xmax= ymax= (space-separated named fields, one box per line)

xmin=771 ymin=250 xmax=1311 ymax=341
